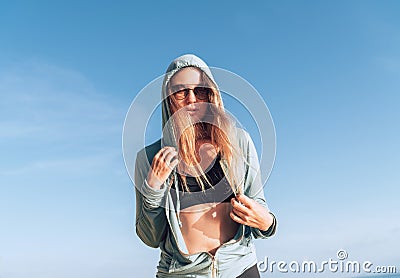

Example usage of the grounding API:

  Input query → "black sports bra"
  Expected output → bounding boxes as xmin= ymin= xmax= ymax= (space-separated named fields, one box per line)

xmin=171 ymin=153 xmax=236 ymax=210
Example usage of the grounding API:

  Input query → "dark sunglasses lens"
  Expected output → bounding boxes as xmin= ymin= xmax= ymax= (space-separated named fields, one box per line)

xmin=173 ymin=90 xmax=186 ymax=100
xmin=194 ymin=87 xmax=211 ymax=100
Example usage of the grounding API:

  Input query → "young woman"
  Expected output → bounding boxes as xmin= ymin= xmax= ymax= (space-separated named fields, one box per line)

xmin=134 ymin=54 xmax=277 ymax=278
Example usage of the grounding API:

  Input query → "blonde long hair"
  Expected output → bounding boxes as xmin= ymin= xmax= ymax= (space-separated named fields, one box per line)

xmin=167 ymin=67 xmax=244 ymax=194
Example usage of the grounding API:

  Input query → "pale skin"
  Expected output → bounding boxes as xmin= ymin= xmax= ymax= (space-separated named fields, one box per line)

xmin=146 ymin=67 xmax=273 ymax=254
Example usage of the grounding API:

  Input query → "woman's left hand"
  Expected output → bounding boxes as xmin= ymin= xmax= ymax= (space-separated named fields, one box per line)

xmin=230 ymin=194 xmax=274 ymax=231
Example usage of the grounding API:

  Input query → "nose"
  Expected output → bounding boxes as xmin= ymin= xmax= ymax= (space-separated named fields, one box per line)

xmin=185 ymin=89 xmax=197 ymax=104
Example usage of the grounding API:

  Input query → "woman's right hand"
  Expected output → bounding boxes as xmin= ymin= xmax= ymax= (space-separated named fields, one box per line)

xmin=146 ymin=146 xmax=179 ymax=189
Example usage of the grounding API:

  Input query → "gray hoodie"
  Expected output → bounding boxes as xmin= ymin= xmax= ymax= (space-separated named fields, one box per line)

xmin=134 ymin=54 xmax=276 ymax=278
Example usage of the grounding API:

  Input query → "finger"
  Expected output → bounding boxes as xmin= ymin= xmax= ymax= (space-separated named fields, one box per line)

xmin=159 ymin=146 xmax=175 ymax=158
xmin=164 ymin=149 xmax=178 ymax=165
xmin=151 ymin=147 xmax=175 ymax=172
xmin=232 ymin=207 xmax=248 ymax=222
xmin=230 ymin=211 xmax=245 ymax=225
xmin=168 ymin=159 xmax=179 ymax=169
xmin=155 ymin=146 xmax=169 ymax=157
xmin=154 ymin=147 xmax=175 ymax=164
xmin=165 ymin=155 xmax=179 ymax=170
xmin=236 ymin=194 xmax=254 ymax=209
xmin=153 ymin=148 xmax=165 ymax=165
xmin=231 ymin=198 xmax=251 ymax=215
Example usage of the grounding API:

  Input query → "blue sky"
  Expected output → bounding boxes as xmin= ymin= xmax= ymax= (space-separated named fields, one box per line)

xmin=1 ymin=1 xmax=399 ymax=277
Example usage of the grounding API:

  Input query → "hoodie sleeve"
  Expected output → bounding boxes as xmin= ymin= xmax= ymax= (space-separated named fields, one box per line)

xmin=134 ymin=150 xmax=168 ymax=248
xmin=241 ymin=129 xmax=277 ymax=239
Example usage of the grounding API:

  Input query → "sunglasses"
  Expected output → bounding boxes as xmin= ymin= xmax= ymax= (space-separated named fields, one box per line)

xmin=171 ymin=86 xmax=212 ymax=100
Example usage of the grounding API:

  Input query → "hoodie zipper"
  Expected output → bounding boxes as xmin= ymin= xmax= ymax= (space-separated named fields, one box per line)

xmin=206 ymin=223 xmax=245 ymax=278
xmin=210 ymin=254 xmax=217 ymax=278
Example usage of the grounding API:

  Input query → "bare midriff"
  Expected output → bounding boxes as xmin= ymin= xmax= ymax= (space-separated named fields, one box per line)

xmin=179 ymin=202 xmax=240 ymax=255
xmin=177 ymin=138 xmax=240 ymax=255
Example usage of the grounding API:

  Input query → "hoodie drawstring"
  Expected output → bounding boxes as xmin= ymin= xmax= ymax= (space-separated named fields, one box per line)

xmin=173 ymin=171 xmax=183 ymax=228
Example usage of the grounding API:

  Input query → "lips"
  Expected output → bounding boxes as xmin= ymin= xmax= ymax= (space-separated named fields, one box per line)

xmin=185 ymin=106 xmax=198 ymax=112
xmin=187 ymin=110 xmax=198 ymax=116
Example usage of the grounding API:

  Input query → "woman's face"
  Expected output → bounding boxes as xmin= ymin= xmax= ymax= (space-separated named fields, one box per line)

xmin=169 ymin=67 xmax=211 ymax=121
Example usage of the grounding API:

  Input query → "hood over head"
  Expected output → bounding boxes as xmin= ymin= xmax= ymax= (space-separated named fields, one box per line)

xmin=160 ymin=54 xmax=224 ymax=147
xmin=159 ymin=54 xmax=245 ymax=208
